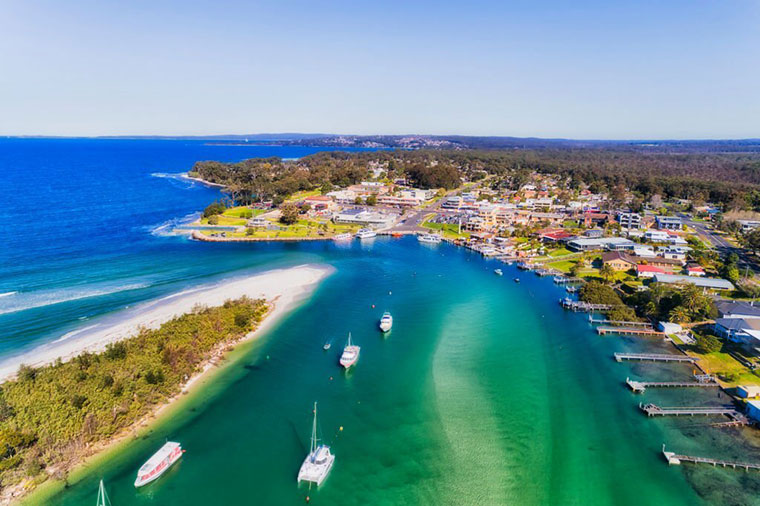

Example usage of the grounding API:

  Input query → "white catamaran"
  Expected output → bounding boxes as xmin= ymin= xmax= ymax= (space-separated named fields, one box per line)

xmin=297 ymin=402 xmax=335 ymax=486
xmin=339 ymin=332 xmax=360 ymax=369
xmin=379 ymin=311 xmax=393 ymax=332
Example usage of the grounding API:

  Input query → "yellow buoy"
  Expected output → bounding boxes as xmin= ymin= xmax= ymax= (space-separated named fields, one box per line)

xmin=339 ymin=426 xmax=343 ymax=431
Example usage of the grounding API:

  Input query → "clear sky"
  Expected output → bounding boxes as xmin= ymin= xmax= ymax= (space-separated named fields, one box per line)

xmin=1 ymin=0 xmax=759 ymax=139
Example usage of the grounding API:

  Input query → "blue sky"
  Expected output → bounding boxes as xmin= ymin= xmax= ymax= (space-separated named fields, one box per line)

xmin=1 ymin=0 xmax=758 ymax=138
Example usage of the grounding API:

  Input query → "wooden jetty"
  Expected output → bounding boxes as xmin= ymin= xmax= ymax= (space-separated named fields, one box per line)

xmin=626 ymin=375 xmax=718 ymax=393
xmin=553 ymin=276 xmax=583 ymax=285
xmin=640 ymin=403 xmax=748 ymax=424
xmin=559 ymin=299 xmax=612 ymax=312
xmin=614 ymin=352 xmax=698 ymax=363
xmin=597 ymin=326 xmax=665 ymax=336
xmin=588 ymin=316 xmax=653 ymax=328
xmin=662 ymin=445 xmax=760 ymax=470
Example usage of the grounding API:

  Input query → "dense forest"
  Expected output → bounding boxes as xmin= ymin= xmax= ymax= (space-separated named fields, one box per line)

xmin=0 ymin=297 xmax=267 ymax=490
xmin=190 ymin=148 xmax=760 ymax=209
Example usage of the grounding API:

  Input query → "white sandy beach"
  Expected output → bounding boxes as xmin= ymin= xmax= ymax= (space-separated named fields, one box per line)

xmin=0 ymin=264 xmax=333 ymax=382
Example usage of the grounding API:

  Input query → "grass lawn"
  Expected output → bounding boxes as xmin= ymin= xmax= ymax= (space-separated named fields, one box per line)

xmin=548 ymin=247 xmax=572 ymax=257
xmin=685 ymin=349 xmax=760 ymax=387
xmin=546 ymin=259 xmax=576 ymax=273
xmin=286 ymin=190 xmax=322 ymax=202
xmin=199 ymin=215 xmax=248 ymax=226
xmin=422 ymin=220 xmax=469 ymax=239
xmin=222 ymin=206 xmax=264 ymax=218
xmin=217 ymin=219 xmax=360 ymax=239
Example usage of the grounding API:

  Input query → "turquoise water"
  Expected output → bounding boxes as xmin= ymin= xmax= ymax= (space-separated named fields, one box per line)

xmin=2 ymin=140 xmax=758 ymax=505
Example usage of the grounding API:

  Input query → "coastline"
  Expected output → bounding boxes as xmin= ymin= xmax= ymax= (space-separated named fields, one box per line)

xmin=182 ymin=173 xmax=226 ymax=188
xmin=190 ymin=230 xmax=336 ymax=242
xmin=0 ymin=264 xmax=332 ymax=382
xmin=13 ymin=264 xmax=333 ymax=505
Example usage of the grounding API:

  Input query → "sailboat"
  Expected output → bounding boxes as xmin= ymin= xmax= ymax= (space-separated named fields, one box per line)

xmin=339 ymin=333 xmax=360 ymax=369
xmin=297 ymin=402 xmax=335 ymax=486
xmin=97 ymin=479 xmax=112 ymax=506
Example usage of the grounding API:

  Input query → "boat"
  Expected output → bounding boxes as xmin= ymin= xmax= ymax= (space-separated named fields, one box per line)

xmin=96 ymin=479 xmax=111 ymax=506
xmin=494 ymin=268 xmax=503 ymax=276
xmin=297 ymin=402 xmax=335 ymax=486
xmin=355 ymin=228 xmax=377 ymax=240
xmin=379 ymin=312 xmax=393 ymax=332
xmin=332 ymin=232 xmax=353 ymax=241
xmin=134 ymin=441 xmax=183 ymax=487
xmin=566 ymin=285 xmax=578 ymax=293
xmin=514 ymin=278 xmax=520 ymax=283
xmin=323 ymin=340 xmax=332 ymax=350
xmin=339 ymin=333 xmax=360 ymax=369
xmin=417 ymin=233 xmax=442 ymax=244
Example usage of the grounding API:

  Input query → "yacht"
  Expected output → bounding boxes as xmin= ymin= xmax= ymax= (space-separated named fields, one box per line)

xmin=339 ymin=333 xmax=360 ymax=369
xmin=355 ymin=228 xmax=377 ymax=240
xmin=332 ymin=232 xmax=353 ymax=241
xmin=417 ymin=233 xmax=442 ymax=244
xmin=297 ymin=402 xmax=335 ymax=486
xmin=379 ymin=312 xmax=393 ymax=332
xmin=494 ymin=268 xmax=503 ymax=276
xmin=323 ymin=340 xmax=332 ymax=350
xmin=134 ymin=441 xmax=183 ymax=487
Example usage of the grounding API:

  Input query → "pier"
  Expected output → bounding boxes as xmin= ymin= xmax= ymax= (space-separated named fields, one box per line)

xmin=588 ymin=316 xmax=653 ymax=328
xmin=597 ymin=326 xmax=664 ymax=336
xmin=639 ymin=403 xmax=747 ymax=424
xmin=662 ymin=445 xmax=760 ymax=470
xmin=614 ymin=352 xmax=698 ymax=363
xmin=553 ymin=276 xmax=583 ymax=285
xmin=559 ymin=299 xmax=613 ymax=312
xmin=626 ymin=375 xmax=718 ymax=393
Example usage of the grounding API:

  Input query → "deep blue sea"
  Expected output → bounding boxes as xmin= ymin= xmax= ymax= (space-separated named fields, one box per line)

xmin=0 ymin=139 xmax=373 ymax=358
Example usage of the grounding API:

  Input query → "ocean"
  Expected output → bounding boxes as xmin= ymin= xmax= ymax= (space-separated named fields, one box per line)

xmin=1 ymin=139 xmax=757 ymax=505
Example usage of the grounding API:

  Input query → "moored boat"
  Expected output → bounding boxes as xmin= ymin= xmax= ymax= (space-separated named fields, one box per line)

xmin=332 ymin=232 xmax=353 ymax=241
xmin=297 ymin=402 xmax=335 ymax=486
xmin=494 ymin=268 xmax=503 ymax=276
xmin=96 ymin=479 xmax=111 ymax=506
xmin=134 ymin=441 xmax=183 ymax=487
xmin=355 ymin=228 xmax=377 ymax=240
xmin=514 ymin=278 xmax=520 ymax=283
xmin=339 ymin=333 xmax=360 ymax=369
xmin=323 ymin=340 xmax=332 ymax=350
xmin=379 ymin=311 xmax=393 ymax=332
xmin=417 ymin=233 xmax=442 ymax=244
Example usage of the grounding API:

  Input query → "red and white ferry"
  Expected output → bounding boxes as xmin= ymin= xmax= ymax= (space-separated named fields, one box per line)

xmin=134 ymin=441 xmax=184 ymax=487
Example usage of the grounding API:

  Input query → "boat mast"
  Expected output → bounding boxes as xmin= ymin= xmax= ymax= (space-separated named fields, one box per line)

xmin=310 ymin=402 xmax=318 ymax=454
xmin=96 ymin=479 xmax=111 ymax=506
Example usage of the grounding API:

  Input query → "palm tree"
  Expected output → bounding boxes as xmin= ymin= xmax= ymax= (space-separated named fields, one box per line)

xmin=599 ymin=263 xmax=615 ymax=284
xmin=669 ymin=306 xmax=691 ymax=324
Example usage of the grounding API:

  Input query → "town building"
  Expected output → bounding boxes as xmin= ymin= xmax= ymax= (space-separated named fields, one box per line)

xmin=715 ymin=300 xmax=760 ymax=319
xmin=602 ymin=252 xmax=637 ymax=271
xmin=655 ymin=216 xmax=682 ymax=230
xmin=333 ymin=209 xmax=396 ymax=228
xmin=567 ymin=237 xmax=635 ymax=252
xmin=652 ymin=273 xmax=734 ymax=291
xmin=738 ymin=220 xmax=760 ymax=233
xmin=637 ymin=264 xmax=666 ymax=278
xmin=618 ymin=212 xmax=643 ymax=229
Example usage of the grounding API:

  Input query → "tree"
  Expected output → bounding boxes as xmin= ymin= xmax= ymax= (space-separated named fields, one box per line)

xmin=745 ymin=229 xmax=760 ymax=254
xmin=202 ymin=201 xmax=226 ymax=218
xmin=569 ymin=263 xmax=582 ymax=277
xmin=599 ymin=264 xmax=615 ymax=284
xmin=366 ymin=194 xmax=377 ymax=206
xmin=607 ymin=305 xmax=636 ymax=322
xmin=668 ymin=306 xmax=691 ymax=324
xmin=579 ymin=281 xmax=622 ymax=305
xmin=279 ymin=203 xmax=299 ymax=225
xmin=694 ymin=332 xmax=722 ymax=354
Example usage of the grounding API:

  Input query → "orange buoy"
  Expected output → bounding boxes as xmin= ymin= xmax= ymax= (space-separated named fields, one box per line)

xmin=306 ymin=496 xmax=310 ymax=502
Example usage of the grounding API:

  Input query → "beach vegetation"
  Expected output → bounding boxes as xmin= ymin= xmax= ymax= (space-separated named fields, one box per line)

xmin=0 ymin=297 xmax=267 ymax=490
xmin=202 ymin=201 xmax=227 ymax=218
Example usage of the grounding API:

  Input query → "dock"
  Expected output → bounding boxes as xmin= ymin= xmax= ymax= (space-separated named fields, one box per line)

xmin=597 ymin=326 xmax=665 ymax=336
xmin=559 ymin=299 xmax=613 ymax=312
xmin=626 ymin=375 xmax=718 ymax=393
xmin=589 ymin=316 xmax=653 ymax=328
xmin=662 ymin=445 xmax=760 ymax=470
xmin=640 ymin=403 xmax=747 ymax=424
xmin=614 ymin=352 xmax=698 ymax=363
xmin=553 ymin=276 xmax=583 ymax=285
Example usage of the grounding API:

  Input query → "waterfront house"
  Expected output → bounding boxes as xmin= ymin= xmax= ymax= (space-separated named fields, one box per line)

xmin=637 ymin=264 xmax=666 ymax=278
xmin=715 ymin=300 xmax=760 ymax=319
xmin=303 ymin=195 xmax=337 ymax=213
xmin=747 ymin=401 xmax=760 ymax=422
xmin=737 ymin=385 xmax=760 ymax=399
xmin=714 ymin=317 xmax=760 ymax=345
xmin=602 ymin=252 xmax=637 ymax=272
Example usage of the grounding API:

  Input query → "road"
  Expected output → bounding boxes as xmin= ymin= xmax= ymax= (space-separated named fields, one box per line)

xmin=682 ymin=215 xmax=757 ymax=276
